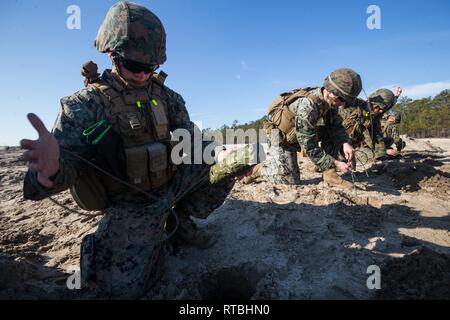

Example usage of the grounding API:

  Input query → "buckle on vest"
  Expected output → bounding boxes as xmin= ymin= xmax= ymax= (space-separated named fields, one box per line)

xmin=128 ymin=115 xmax=142 ymax=130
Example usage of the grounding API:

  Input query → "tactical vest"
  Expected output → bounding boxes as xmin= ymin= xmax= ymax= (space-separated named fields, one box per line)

xmin=381 ymin=121 xmax=390 ymax=136
xmin=71 ymin=62 xmax=176 ymax=211
xmin=341 ymin=107 xmax=371 ymax=138
xmin=263 ymin=87 xmax=324 ymax=146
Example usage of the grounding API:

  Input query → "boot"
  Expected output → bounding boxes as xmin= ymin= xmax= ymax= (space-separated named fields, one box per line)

xmin=241 ymin=163 xmax=263 ymax=184
xmin=165 ymin=207 xmax=215 ymax=249
xmin=322 ymin=168 xmax=353 ymax=190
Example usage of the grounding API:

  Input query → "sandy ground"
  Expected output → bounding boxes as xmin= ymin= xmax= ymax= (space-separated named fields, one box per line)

xmin=0 ymin=137 xmax=449 ymax=299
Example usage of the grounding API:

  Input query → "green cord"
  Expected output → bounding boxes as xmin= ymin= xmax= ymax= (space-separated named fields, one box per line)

xmin=82 ymin=120 xmax=112 ymax=145
xmin=92 ymin=125 xmax=112 ymax=145
xmin=83 ymin=119 xmax=107 ymax=136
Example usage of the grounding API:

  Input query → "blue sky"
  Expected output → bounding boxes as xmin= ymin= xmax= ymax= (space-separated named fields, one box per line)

xmin=1 ymin=0 xmax=449 ymax=145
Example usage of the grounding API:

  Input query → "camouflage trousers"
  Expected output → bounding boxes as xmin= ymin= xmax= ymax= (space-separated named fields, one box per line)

xmin=351 ymin=147 xmax=376 ymax=169
xmin=350 ymin=133 xmax=386 ymax=164
xmin=259 ymin=127 xmax=342 ymax=185
xmin=80 ymin=150 xmax=250 ymax=299
xmin=259 ymin=140 xmax=301 ymax=185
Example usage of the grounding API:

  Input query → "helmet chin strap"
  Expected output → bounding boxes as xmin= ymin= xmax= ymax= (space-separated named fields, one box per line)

xmin=111 ymin=56 xmax=121 ymax=75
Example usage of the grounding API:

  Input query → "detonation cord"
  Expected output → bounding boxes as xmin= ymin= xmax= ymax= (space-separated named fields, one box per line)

xmin=349 ymin=170 xmax=356 ymax=193
xmin=347 ymin=149 xmax=371 ymax=193
xmin=34 ymin=147 xmax=183 ymax=245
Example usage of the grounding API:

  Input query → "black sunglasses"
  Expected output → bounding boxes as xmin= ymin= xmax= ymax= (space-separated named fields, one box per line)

xmin=336 ymin=95 xmax=346 ymax=103
xmin=118 ymin=57 xmax=158 ymax=74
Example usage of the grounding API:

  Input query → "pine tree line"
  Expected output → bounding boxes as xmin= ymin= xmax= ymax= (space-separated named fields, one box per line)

xmin=206 ymin=89 xmax=450 ymax=141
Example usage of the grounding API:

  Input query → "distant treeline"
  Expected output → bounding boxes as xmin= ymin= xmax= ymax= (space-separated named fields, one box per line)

xmin=204 ymin=118 xmax=267 ymax=144
xmin=207 ymin=89 xmax=450 ymax=141
xmin=392 ymin=89 xmax=450 ymax=138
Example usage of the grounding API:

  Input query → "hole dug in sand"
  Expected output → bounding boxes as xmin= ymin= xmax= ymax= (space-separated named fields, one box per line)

xmin=199 ymin=264 xmax=265 ymax=300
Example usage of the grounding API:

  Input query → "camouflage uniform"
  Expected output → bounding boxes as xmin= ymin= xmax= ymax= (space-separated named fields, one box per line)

xmin=209 ymin=144 xmax=260 ymax=184
xmin=369 ymin=89 xmax=403 ymax=155
xmin=23 ymin=69 xmax=239 ymax=298
xmin=259 ymin=139 xmax=301 ymax=185
xmin=381 ymin=119 xmax=405 ymax=151
xmin=339 ymin=99 xmax=386 ymax=164
xmin=260 ymin=87 xmax=351 ymax=184
xmin=22 ymin=2 xmax=241 ymax=299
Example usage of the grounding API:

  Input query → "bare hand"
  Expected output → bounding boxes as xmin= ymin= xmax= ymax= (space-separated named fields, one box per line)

xmin=20 ymin=113 xmax=60 ymax=188
xmin=334 ymin=160 xmax=351 ymax=174
xmin=394 ymin=87 xmax=402 ymax=98
xmin=386 ymin=149 xmax=399 ymax=156
xmin=342 ymin=143 xmax=354 ymax=163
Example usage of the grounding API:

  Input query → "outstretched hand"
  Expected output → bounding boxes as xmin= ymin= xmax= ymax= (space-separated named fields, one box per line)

xmin=20 ymin=113 xmax=60 ymax=188
xmin=386 ymin=149 xmax=399 ymax=156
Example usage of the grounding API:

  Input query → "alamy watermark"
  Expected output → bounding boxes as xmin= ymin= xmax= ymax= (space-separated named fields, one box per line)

xmin=367 ymin=5 xmax=382 ymax=30
xmin=67 ymin=270 xmax=81 ymax=290
xmin=67 ymin=4 xmax=382 ymax=31
xmin=66 ymin=5 xmax=81 ymax=30
xmin=366 ymin=265 xmax=381 ymax=290
xmin=169 ymin=124 xmax=273 ymax=166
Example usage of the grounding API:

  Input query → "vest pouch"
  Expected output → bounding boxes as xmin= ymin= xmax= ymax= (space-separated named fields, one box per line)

xmin=149 ymin=102 xmax=170 ymax=140
xmin=285 ymin=128 xmax=298 ymax=145
xmin=118 ymin=112 xmax=149 ymax=145
xmin=70 ymin=167 xmax=109 ymax=211
xmin=278 ymin=106 xmax=295 ymax=137
xmin=146 ymin=142 xmax=169 ymax=189
xmin=125 ymin=146 xmax=151 ymax=189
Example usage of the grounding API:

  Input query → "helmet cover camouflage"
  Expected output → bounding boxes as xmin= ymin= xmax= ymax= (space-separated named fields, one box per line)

xmin=369 ymin=89 xmax=396 ymax=110
xmin=323 ymin=68 xmax=362 ymax=104
xmin=95 ymin=1 xmax=166 ymax=66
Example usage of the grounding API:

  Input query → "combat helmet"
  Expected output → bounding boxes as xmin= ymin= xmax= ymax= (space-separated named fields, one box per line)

xmin=387 ymin=110 xmax=401 ymax=123
xmin=368 ymin=89 xmax=396 ymax=111
xmin=323 ymin=68 xmax=362 ymax=105
xmin=94 ymin=1 xmax=166 ymax=67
